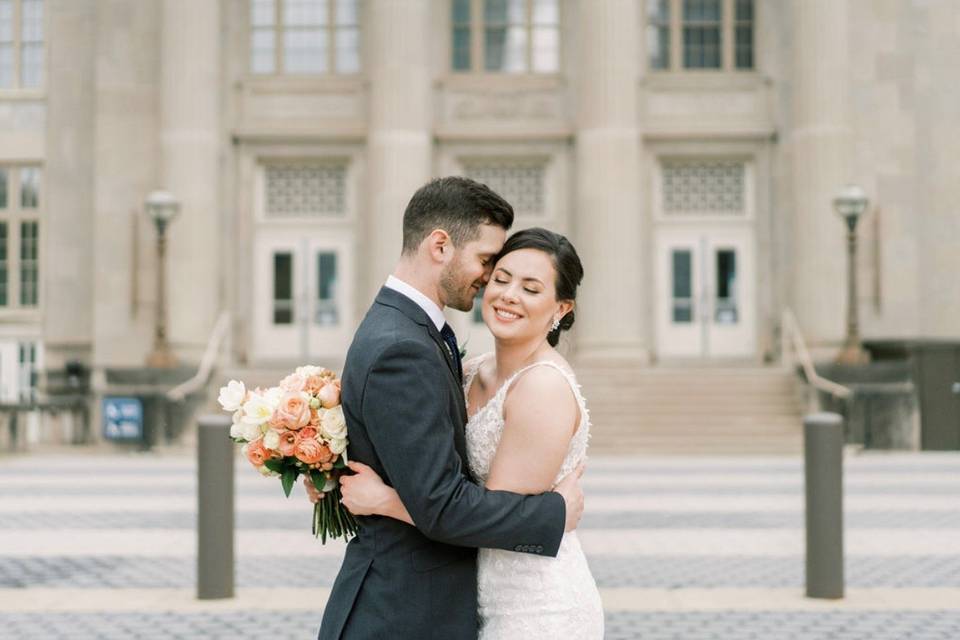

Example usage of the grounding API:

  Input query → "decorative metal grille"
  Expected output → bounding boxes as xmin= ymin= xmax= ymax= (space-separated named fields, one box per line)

xmin=464 ymin=161 xmax=545 ymax=215
xmin=662 ymin=160 xmax=745 ymax=214
xmin=265 ymin=163 xmax=347 ymax=217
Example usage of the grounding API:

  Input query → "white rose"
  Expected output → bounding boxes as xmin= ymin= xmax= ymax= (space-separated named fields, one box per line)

xmin=263 ymin=429 xmax=280 ymax=451
xmin=229 ymin=410 xmax=245 ymax=439
xmin=241 ymin=421 xmax=262 ymax=442
xmin=217 ymin=380 xmax=246 ymax=412
xmin=295 ymin=365 xmax=319 ymax=378
xmin=320 ymin=405 xmax=347 ymax=440
xmin=263 ymin=386 xmax=284 ymax=410
xmin=329 ymin=437 xmax=347 ymax=455
xmin=241 ymin=393 xmax=274 ymax=425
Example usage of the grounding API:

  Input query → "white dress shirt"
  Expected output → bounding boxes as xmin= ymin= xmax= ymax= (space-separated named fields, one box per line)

xmin=385 ymin=275 xmax=447 ymax=332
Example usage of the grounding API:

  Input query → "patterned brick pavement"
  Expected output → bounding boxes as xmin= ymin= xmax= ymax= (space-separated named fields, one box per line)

xmin=1 ymin=449 xmax=958 ymax=639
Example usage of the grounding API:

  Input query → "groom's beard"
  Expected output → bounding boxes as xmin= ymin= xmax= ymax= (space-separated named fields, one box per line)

xmin=440 ymin=262 xmax=478 ymax=312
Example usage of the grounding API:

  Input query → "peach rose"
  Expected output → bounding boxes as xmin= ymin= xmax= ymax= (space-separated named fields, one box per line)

xmin=294 ymin=439 xmax=333 ymax=465
xmin=274 ymin=392 xmax=311 ymax=430
xmin=296 ymin=426 xmax=319 ymax=442
xmin=279 ymin=373 xmax=307 ymax=393
xmin=245 ymin=439 xmax=270 ymax=467
xmin=268 ymin=413 xmax=286 ymax=430
xmin=304 ymin=374 xmax=325 ymax=395
xmin=277 ymin=430 xmax=298 ymax=457
xmin=308 ymin=408 xmax=322 ymax=427
xmin=317 ymin=381 xmax=341 ymax=408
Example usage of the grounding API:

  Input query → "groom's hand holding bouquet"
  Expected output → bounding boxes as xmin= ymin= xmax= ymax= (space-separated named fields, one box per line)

xmin=218 ymin=365 xmax=359 ymax=542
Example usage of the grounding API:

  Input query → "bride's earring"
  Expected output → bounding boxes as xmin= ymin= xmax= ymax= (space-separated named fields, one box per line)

xmin=550 ymin=316 xmax=561 ymax=332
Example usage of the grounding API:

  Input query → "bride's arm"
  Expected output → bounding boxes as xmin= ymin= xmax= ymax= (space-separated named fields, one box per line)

xmin=333 ymin=365 xmax=578 ymax=521
xmin=485 ymin=366 xmax=579 ymax=494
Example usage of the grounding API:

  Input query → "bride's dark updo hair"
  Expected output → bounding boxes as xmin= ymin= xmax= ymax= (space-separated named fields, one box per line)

xmin=495 ymin=227 xmax=584 ymax=347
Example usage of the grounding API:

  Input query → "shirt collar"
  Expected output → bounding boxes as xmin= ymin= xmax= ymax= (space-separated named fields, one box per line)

xmin=385 ymin=275 xmax=447 ymax=332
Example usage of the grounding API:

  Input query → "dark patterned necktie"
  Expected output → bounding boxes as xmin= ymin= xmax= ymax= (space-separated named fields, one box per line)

xmin=440 ymin=323 xmax=463 ymax=382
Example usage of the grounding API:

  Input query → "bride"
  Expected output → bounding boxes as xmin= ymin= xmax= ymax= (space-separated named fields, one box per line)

xmin=339 ymin=227 xmax=604 ymax=639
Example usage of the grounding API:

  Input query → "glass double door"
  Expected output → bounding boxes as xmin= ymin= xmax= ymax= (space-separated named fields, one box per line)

xmin=655 ymin=226 xmax=755 ymax=359
xmin=252 ymin=229 xmax=353 ymax=363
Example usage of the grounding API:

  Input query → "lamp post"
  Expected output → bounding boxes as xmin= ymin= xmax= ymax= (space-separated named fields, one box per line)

xmin=145 ymin=190 xmax=180 ymax=368
xmin=833 ymin=185 xmax=869 ymax=365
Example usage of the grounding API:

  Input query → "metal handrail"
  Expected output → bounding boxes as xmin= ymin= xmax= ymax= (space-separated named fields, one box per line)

xmin=167 ymin=310 xmax=231 ymax=402
xmin=781 ymin=309 xmax=852 ymax=399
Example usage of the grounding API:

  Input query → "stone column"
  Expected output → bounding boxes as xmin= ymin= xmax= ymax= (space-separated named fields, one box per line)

xmin=790 ymin=0 xmax=852 ymax=345
xmin=573 ymin=0 xmax=644 ymax=360
xmin=159 ymin=0 xmax=222 ymax=362
xmin=91 ymin=0 xmax=161 ymax=366
xmin=364 ymin=0 xmax=433 ymax=300
xmin=43 ymin=0 xmax=97 ymax=368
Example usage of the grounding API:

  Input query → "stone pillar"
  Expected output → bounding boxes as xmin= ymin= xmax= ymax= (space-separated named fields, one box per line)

xmin=790 ymin=0 xmax=852 ymax=345
xmin=91 ymin=0 xmax=161 ymax=366
xmin=43 ymin=0 xmax=97 ymax=368
xmin=364 ymin=0 xmax=433 ymax=300
xmin=573 ymin=0 xmax=644 ymax=360
xmin=159 ymin=0 xmax=222 ymax=361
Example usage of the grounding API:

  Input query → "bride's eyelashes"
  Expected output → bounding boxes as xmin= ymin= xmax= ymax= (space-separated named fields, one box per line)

xmin=492 ymin=277 xmax=540 ymax=295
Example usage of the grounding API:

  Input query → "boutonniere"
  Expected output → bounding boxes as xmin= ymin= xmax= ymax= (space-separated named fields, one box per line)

xmin=458 ymin=335 xmax=469 ymax=360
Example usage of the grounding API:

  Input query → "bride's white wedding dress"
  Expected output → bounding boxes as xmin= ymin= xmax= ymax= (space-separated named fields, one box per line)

xmin=463 ymin=353 xmax=604 ymax=640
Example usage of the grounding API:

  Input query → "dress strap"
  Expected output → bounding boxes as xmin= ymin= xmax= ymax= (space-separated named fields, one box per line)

xmin=462 ymin=351 xmax=493 ymax=395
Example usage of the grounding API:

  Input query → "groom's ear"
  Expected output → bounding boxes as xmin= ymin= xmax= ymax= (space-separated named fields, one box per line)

xmin=426 ymin=229 xmax=453 ymax=264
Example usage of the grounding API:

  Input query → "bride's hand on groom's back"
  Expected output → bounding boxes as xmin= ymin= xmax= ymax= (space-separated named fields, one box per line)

xmin=555 ymin=463 xmax=585 ymax=532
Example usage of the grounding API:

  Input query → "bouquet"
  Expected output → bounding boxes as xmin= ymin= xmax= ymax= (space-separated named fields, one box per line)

xmin=217 ymin=366 xmax=359 ymax=543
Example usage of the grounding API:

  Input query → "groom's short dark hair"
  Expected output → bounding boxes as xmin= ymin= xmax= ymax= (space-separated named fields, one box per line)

xmin=401 ymin=176 xmax=514 ymax=255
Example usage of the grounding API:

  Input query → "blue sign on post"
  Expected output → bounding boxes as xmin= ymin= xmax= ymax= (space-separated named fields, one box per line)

xmin=103 ymin=397 xmax=144 ymax=441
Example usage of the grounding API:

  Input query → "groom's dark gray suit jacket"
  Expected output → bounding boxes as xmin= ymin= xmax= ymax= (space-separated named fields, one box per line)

xmin=318 ymin=286 xmax=566 ymax=640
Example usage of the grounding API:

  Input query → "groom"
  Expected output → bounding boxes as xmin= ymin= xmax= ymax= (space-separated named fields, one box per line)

xmin=316 ymin=177 xmax=583 ymax=639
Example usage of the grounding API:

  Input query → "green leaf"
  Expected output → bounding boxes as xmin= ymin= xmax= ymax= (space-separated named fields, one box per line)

xmin=333 ymin=456 xmax=347 ymax=469
xmin=281 ymin=467 xmax=298 ymax=497
xmin=309 ymin=470 xmax=325 ymax=493
xmin=264 ymin=458 xmax=285 ymax=474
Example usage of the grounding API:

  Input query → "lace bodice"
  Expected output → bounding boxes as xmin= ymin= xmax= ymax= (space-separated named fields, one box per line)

xmin=460 ymin=352 xmax=604 ymax=640
xmin=462 ymin=352 xmax=591 ymax=487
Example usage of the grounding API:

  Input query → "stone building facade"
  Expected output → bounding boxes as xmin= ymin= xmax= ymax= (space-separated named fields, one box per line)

xmin=1 ymin=0 xmax=958 ymax=402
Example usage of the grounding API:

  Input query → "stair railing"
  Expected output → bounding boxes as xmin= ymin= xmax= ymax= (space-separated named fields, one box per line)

xmin=781 ymin=309 xmax=852 ymax=400
xmin=167 ymin=310 xmax=231 ymax=402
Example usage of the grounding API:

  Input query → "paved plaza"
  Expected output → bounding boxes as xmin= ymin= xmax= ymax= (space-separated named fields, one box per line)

xmin=0 ymin=448 xmax=958 ymax=639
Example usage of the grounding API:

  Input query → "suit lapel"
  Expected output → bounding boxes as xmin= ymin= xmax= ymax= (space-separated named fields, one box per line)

xmin=374 ymin=288 xmax=469 ymax=462
xmin=375 ymin=287 xmax=461 ymax=386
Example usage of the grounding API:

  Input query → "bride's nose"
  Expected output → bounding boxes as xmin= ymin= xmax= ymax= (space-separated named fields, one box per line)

xmin=499 ymin=286 xmax=520 ymax=304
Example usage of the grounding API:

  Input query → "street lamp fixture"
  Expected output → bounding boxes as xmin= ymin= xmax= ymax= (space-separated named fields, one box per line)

xmin=833 ymin=184 xmax=869 ymax=365
xmin=145 ymin=190 xmax=180 ymax=368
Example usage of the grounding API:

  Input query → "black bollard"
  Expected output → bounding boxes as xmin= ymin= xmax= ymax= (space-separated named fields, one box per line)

xmin=197 ymin=414 xmax=235 ymax=599
xmin=804 ymin=412 xmax=845 ymax=599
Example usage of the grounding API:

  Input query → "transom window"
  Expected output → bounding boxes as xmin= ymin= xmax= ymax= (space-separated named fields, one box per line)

xmin=463 ymin=160 xmax=546 ymax=217
xmin=662 ymin=160 xmax=745 ymax=216
xmin=646 ymin=0 xmax=753 ymax=72
xmin=452 ymin=0 xmax=560 ymax=74
xmin=265 ymin=162 xmax=348 ymax=217
xmin=0 ymin=0 xmax=44 ymax=89
xmin=0 ymin=165 xmax=42 ymax=308
xmin=250 ymin=0 xmax=360 ymax=75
